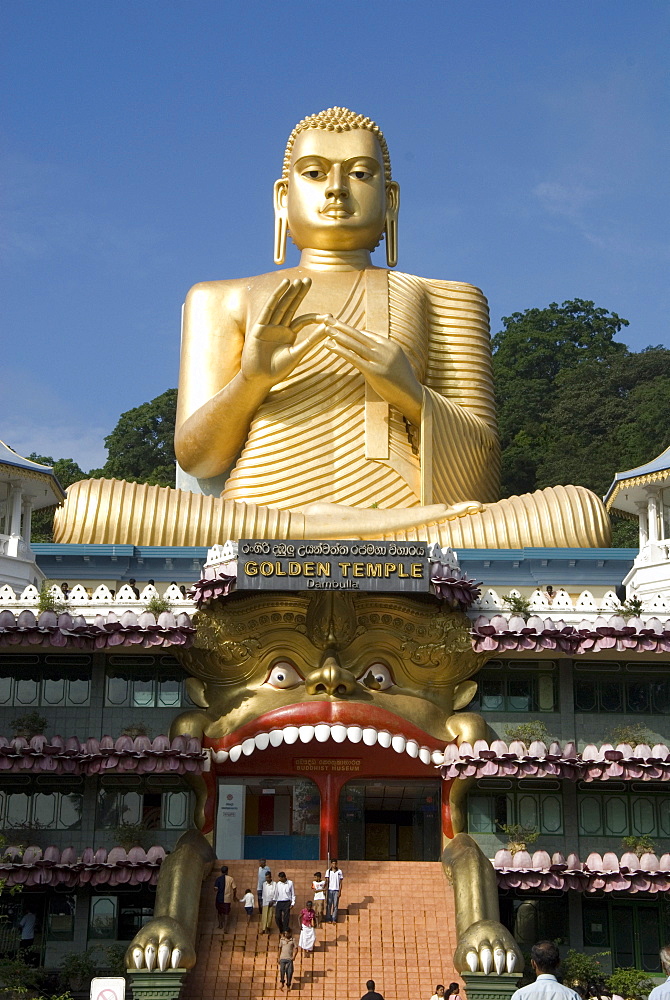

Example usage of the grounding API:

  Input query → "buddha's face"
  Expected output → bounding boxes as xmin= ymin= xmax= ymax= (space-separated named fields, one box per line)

xmin=179 ymin=593 xmax=483 ymax=768
xmin=283 ymin=128 xmax=395 ymax=252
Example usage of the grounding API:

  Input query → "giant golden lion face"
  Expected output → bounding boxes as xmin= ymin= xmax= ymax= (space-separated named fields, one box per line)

xmin=176 ymin=592 xmax=486 ymax=763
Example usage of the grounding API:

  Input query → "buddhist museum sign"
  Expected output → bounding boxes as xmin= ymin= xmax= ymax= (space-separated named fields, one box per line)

xmin=239 ymin=539 xmax=429 ymax=592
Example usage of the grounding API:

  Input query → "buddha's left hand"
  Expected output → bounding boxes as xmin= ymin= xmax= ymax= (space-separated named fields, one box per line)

xmin=325 ymin=319 xmax=422 ymax=425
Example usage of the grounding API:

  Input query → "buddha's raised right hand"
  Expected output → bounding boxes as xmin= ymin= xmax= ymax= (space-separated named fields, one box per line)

xmin=241 ymin=276 xmax=331 ymax=388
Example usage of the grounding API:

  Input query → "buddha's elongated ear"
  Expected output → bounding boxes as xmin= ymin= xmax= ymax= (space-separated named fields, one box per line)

xmin=385 ymin=181 xmax=400 ymax=268
xmin=273 ymin=179 xmax=289 ymax=265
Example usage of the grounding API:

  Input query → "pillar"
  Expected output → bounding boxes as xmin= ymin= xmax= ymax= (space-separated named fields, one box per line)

xmin=9 ymin=484 xmax=22 ymax=537
xmin=636 ymin=501 xmax=648 ymax=549
xmin=318 ymin=771 xmax=346 ymax=860
xmin=648 ymin=493 xmax=659 ymax=544
xmin=441 ymin=777 xmax=454 ymax=843
xmin=21 ymin=498 xmax=33 ymax=546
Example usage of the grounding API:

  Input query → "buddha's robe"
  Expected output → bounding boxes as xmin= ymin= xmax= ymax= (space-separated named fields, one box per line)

xmin=221 ymin=269 xmax=499 ymax=511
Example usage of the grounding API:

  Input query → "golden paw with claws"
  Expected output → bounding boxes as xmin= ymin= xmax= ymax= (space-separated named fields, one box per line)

xmin=454 ymin=919 xmax=523 ymax=976
xmin=125 ymin=917 xmax=194 ymax=971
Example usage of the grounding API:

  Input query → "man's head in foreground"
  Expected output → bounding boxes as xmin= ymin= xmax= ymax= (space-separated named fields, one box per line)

xmin=530 ymin=940 xmax=560 ymax=975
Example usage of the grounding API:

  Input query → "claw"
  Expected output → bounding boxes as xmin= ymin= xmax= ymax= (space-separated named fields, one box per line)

xmin=132 ymin=947 xmax=144 ymax=970
xmin=507 ymin=949 xmax=518 ymax=973
xmin=466 ymin=950 xmax=479 ymax=972
xmin=171 ymin=948 xmax=182 ymax=970
xmin=158 ymin=944 xmax=170 ymax=972
xmin=494 ymin=946 xmax=505 ymax=975
xmin=480 ymin=946 xmax=493 ymax=974
xmin=145 ymin=944 xmax=156 ymax=972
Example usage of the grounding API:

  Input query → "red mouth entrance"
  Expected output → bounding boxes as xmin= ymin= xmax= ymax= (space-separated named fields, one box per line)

xmin=201 ymin=703 xmax=455 ymax=854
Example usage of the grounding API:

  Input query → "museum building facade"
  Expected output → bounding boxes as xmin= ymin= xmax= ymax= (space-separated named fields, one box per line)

xmin=1 ymin=449 xmax=670 ymax=975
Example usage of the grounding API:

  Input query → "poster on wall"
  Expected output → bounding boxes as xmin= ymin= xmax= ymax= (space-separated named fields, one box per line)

xmin=216 ymin=783 xmax=245 ymax=860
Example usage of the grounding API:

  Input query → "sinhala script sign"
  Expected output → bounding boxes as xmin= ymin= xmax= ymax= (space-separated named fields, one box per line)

xmin=239 ymin=539 xmax=429 ymax=592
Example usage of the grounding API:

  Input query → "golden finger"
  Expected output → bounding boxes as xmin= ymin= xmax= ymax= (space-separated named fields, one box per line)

xmin=271 ymin=278 xmax=308 ymax=326
xmin=257 ymin=278 xmax=291 ymax=326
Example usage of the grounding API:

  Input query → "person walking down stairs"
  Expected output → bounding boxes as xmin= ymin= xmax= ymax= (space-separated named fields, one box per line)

xmin=260 ymin=871 xmax=276 ymax=935
xmin=278 ymin=931 xmax=296 ymax=991
xmin=214 ymin=865 xmax=237 ymax=932
xmin=298 ymin=900 xmax=316 ymax=956
xmin=326 ymin=860 xmax=344 ymax=923
xmin=274 ymin=872 xmax=296 ymax=933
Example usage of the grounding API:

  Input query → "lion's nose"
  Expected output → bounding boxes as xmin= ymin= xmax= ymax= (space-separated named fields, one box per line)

xmin=305 ymin=650 xmax=358 ymax=698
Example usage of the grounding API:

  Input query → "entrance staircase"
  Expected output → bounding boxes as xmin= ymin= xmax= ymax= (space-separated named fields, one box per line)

xmin=180 ymin=860 xmax=459 ymax=1000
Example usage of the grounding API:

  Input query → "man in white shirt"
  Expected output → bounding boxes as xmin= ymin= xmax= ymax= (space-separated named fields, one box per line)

xmin=326 ymin=860 xmax=344 ymax=924
xmin=273 ymin=871 xmax=296 ymax=934
xmin=257 ymin=858 xmax=271 ymax=914
xmin=18 ymin=909 xmax=36 ymax=951
xmin=510 ymin=941 xmax=581 ymax=1000
xmin=649 ymin=945 xmax=670 ymax=1000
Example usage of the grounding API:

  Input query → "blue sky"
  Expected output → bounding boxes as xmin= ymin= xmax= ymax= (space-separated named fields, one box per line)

xmin=1 ymin=0 xmax=668 ymax=470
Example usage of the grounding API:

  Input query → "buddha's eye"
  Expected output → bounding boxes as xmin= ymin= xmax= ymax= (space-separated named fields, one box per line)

xmin=358 ymin=662 xmax=394 ymax=691
xmin=265 ymin=661 xmax=303 ymax=689
xmin=302 ymin=168 xmax=326 ymax=180
xmin=349 ymin=169 xmax=372 ymax=180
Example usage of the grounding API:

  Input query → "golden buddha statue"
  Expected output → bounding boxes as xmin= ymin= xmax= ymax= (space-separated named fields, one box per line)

xmin=55 ymin=107 xmax=610 ymax=547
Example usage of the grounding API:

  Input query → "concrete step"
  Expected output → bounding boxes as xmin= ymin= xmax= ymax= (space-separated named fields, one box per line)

xmin=181 ymin=859 xmax=459 ymax=1000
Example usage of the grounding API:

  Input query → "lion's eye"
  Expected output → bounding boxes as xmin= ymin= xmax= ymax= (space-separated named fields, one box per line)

xmin=358 ymin=662 xmax=394 ymax=690
xmin=265 ymin=661 xmax=303 ymax=689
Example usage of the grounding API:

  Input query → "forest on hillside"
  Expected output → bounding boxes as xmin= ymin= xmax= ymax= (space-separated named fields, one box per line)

xmin=29 ymin=300 xmax=669 ymax=546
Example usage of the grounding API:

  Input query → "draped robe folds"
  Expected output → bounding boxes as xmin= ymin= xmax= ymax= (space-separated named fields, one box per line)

xmin=221 ymin=269 xmax=500 ymax=511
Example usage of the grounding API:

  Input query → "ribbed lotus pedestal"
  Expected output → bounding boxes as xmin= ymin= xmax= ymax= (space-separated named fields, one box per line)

xmin=462 ymin=972 xmax=522 ymax=1000
xmin=128 ymin=969 xmax=186 ymax=1000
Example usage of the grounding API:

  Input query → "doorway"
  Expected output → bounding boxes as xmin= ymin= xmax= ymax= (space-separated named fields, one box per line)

xmin=338 ymin=780 xmax=441 ymax=861
xmin=215 ymin=777 xmax=320 ymax=860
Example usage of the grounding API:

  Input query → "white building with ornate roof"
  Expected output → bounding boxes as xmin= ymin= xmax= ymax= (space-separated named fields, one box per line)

xmin=606 ymin=445 xmax=670 ymax=604
xmin=0 ymin=440 xmax=65 ymax=590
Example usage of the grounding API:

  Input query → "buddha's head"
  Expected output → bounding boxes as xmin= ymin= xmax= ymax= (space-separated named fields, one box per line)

xmin=274 ymin=107 xmax=399 ymax=265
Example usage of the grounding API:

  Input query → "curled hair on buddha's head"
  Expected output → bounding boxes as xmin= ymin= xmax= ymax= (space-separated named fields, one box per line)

xmin=282 ymin=107 xmax=392 ymax=183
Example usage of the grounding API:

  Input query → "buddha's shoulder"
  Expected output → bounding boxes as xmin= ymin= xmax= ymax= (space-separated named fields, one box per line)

xmin=185 ymin=268 xmax=303 ymax=308
xmin=393 ymin=270 xmax=487 ymax=303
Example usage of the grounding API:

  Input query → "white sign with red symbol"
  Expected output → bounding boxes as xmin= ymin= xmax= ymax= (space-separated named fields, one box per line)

xmin=216 ymin=783 xmax=245 ymax=859
xmin=90 ymin=978 xmax=125 ymax=1000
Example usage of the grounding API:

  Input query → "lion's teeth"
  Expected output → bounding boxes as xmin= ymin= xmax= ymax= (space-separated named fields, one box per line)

xmin=219 ymin=722 xmax=434 ymax=761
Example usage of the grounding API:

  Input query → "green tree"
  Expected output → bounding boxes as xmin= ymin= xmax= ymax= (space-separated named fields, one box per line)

xmin=94 ymin=388 xmax=177 ymax=487
xmin=28 ymin=454 xmax=88 ymax=543
xmin=493 ymin=301 xmax=670 ymax=546
xmin=492 ymin=299 xmax=629 ymax=497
